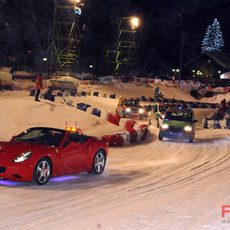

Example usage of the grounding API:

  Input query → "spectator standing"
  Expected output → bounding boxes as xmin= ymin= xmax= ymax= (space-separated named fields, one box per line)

xmin=225 ymin=101 xmax=230 ymax=128
xmin=218 ymin=99 xmax=227 ymax=119
xmin=9 ymin=56 xmax=17 ymax=81
xmin=35 ymin=73 xmax=43 ymax=102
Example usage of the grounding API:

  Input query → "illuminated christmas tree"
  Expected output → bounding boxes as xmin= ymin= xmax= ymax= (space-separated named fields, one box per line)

xmin=201 ymin=18 xmax=224 ymax=52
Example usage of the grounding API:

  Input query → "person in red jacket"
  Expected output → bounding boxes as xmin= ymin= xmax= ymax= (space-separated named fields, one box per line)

xmin=35 ymin=73 xmax=43 ymax=102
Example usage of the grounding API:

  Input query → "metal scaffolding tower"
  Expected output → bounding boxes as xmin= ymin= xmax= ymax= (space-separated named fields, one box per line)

xmin=105 ymin=17 xmax=139 ymax=75
xmin=49 ymin=0 xmax=83 ymax=76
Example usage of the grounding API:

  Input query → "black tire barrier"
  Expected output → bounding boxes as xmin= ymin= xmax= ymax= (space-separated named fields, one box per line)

xmin=13 ymin=75 xmax=35 ymax=80
xmin=76 ymin=103 xmax=91 ymax=111
xmin=70 ymin=90 xmax=77 ymax=97
xmin=30 ymin=89 xmax=35 ymax=96
xmin=190 ymin=103 xmax=199 ymax=108
xmin=140 ymin=96 xmax=147 ymax=101
xmin=177 ymin=100 xmax=185 ymax=104
xmin=167 ymin=99 xmax=176 ymax=104
xmin=44 ymin=94 xmax=55 ymax=102
xmin=204 ymin=91 xmax=215 ymax=98
xmin=1 ymin=85 xmax=12 ymax=90
xmin=81 ymin=91 xmax=87 ymax=96
xmin=187 ymin=101 xmax=216 ymax=109
xmin=210 ymin=104 xmax=217 ymax=109
xmin=91 ymin=108 xmax=101 ymax=117
xmin=110 ymin=94 xmax=116 ymax=99
xmin=93 ymin=92 xmax=99 ymax=96
xmin=149 ymin=97 xmax=155 ymax=102
xmin=201 ymin=103 xmax=210 ymax=109
xmin=155 ymin=98 xmax=163 ymax=102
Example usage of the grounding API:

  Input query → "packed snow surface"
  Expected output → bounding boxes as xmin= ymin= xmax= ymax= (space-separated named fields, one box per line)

xmin=0 ymin=81 xmax=230 ymax=230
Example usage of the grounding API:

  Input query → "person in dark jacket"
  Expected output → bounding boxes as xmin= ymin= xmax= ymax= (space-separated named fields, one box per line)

xmin=218 ymin=99 xmax=227 ymax=119
xmin=35 ymin=73 xmax=43 ymax=102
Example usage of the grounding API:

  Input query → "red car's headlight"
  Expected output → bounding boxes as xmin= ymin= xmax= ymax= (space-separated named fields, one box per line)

xmin=13 ymin=151 xmax=32 ymax=163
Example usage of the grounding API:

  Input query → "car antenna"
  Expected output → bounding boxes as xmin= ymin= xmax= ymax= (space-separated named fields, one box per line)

xmin=65 ymin=121 xmax=68 ymax=128
xmin=75 ymin=121 xmax=77 ymax=128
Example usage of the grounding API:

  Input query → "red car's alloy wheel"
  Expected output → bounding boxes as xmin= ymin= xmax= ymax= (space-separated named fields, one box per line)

xmin=93 ymin=151 xmax=106 ymax=174
xmin=34 ymin=159 xmax=51 ymax=185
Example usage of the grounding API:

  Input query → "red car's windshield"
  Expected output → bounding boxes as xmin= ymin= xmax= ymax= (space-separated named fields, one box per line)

xmin=13 ymin=128 xmax=65 ymax=146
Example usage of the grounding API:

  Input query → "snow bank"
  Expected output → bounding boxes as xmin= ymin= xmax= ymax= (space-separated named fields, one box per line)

xmin=0 ymin=91 xmax=123 ymax=141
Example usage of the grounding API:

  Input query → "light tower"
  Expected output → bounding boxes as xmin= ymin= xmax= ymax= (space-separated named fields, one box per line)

xmin=49 ymin=0 xmax=84 ymax=76
xmin=105 ymin=16 xmax=140 ymax=76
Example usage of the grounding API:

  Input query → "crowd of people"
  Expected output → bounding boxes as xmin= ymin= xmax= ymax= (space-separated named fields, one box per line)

xmin=203 ymin=99 xmax=230 ymax=129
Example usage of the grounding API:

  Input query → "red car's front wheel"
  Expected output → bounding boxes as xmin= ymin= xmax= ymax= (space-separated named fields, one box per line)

xmin=92 ymin=151 xmax=106 ymax=174
xmin=33 ymin=158 xmax=51 ymax=185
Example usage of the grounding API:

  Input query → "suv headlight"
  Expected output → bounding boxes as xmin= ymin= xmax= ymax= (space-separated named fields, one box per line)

xmin=125 ymin=108 xmax=131 ymax=113
xmin=184 ymin=126 xmax=192 ymax=132
xmin=13 ymin=151 xmax=32 ymax=163
xmin=161 ymin=124 xmax=169 ymax=129
xmin=138 ymin=108 xmax=145 ymax=114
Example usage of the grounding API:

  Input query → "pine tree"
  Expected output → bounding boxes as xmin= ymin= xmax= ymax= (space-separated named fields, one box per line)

xmin=201 ymin=18 xmax=224 ymax=52
xmin=212 ymin=19 xmax=224 ymax=51
xmin=201 ymin=25 xmax=212 ymax=52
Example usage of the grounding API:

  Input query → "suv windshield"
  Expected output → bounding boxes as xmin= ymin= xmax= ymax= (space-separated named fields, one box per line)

xmin=124 ymin=100 xmax=140 ymax=107
xmin=164 ymin=110 xmax=193 ymax=122
xmin=14 ymin=128 xmax=65 ymax=146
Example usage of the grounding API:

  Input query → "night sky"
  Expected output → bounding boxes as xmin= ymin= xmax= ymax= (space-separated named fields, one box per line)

xmin=0 ymin=0 xmax=229 ymax=75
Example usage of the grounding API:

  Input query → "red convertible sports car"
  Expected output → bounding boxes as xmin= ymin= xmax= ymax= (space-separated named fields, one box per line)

xmin=0 ymin=127 xmax=108 ymax=185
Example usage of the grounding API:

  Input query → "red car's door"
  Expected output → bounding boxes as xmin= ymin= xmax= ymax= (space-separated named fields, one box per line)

xmin=60 ymin=141 xmax=90 ymax=174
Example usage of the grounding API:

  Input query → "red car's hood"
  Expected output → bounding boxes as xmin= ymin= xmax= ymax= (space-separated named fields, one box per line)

xmin=0 ymin=141 xmax=51 ymax=159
